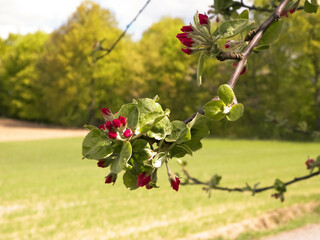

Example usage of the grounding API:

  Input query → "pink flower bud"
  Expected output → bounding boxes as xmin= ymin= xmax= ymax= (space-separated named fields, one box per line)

xmin=137 ymin=172 xmax=151 ymax=187
xmin=101 ymin=107 xmax=111 ymax=116
xmin=199 ymin=13 xmax=209 ymax=25
xmin=108 ymin=131 xmax=118 ymax=139
xmin=180 ymin=25 xmax=193 ymax=32
xmin=97 ymin=160 xmax=106 ymax=168
xmin=176 ymin=33 xmax=189 ymax=41
xmin=145 ymin=184 xmax=153 ymax=190
xmin=99 ymin=123 xmax=106 ymax=130
xmin=305 ymin=158 xmax=315 ymax=169
xmin=123 ymin=129 xmax=133 ymax=138
xmin=112 ymin=119 xmax=121 ymax=128
xmin=181 ymin=38 xmax=194 ymax=47
xmin=170 ymin=176 xmax=181 ymax=192
xmin=105 ymin=173 xmax=117 ymax=184
xmin=105 ymin=121 xmax=112 ymax=130
xmin=240 ymin=67 xmax=247 ymax=75
xmin=118 ymin=116 xmax=127 ymax=126
xmin=181 ymin=48 xmax=192 ymax=55
xmin=216 ymin=17 xmax=220 ymax=23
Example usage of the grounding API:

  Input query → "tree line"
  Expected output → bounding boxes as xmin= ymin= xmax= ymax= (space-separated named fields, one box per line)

xmin=0 ymin=1 xmax=319 ymax=139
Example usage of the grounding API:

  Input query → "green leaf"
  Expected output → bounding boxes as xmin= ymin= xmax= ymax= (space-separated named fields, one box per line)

xmin=274 ymin=179 xmax=286 ymax=192
xmin=219 ymin=19 xmax=250 ymax=39
xmin=214 ymin=0 xmax=234 ymax=10
xmin=138 ymin=110 xmax=170 ymax=134
xmin=147 ymin=116 xmax=172 ymax=140
xmin=305 ymin=0 xmax=319 ymax=12
xmin=82 ymin=129 xmax=113 ymax=160
xmin=83 ymin=125 xmax=97 ymax=131
xmin=123 ymin=171 xmax=139 ymax=190
xmin=242 ymin=22 xmax=255 ymax=40
xmin=165 ymin=120 xmax=191 ymax=143
xmin=132 ymin=139 xmax=149 ymax=152
xmin=110 ymin=141 xmax=132 ymax=174
xmin=307 ymin=0 xmax=320 ymax=6
xmin=238 ymin=9 xmax=249 ymax=19
xmin=169 ymin=144 xmax=192 ymax=158
xmin=253 ymin=45 xmax=270 ymax=53
xmin=226 ymin=104 xmax=244 ymax=121
xmin=218 ymin=84 xmax=235 ymax=105
xmin=204 ymin=100 xmax=226 ymax=120
xmin=197 ymin=52 xmax=205 ymax=86
xmin=137 ymin=98 xmax=163 ymax=116
xmin=259 ymin=20 xmax=283 ymax=45
xmin=118 ymin=103 xmax=139 ymax=129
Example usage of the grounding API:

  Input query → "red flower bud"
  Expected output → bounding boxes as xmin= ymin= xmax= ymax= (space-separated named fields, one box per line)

xmin=99 ymin=123 xmax=106 ymax=130
xmin=289 ymin=8 xmax=295 ymax=14
xmin=123 ymin=129 xmax=133 ymax=138
xmin=170 ymin=176 xmax=181 ymax=192
xmin=118 ymin=116 xmax=127 ymax=126
xmin=112 ymin=119 xmax=121 ymax=128
xmin=280 ymin=10 xmax=288 ymax=18
xmin=240 ymin=67 xmax=247 ymax=75
xmin=181 ymin=38 xmax=194 ymax=47
xmin=199 ymin=13 xmax=209 ymax=25
xmin=108 ymin=131 xmax=118 ymax=139
xmin=101 ymin=107 xmax=111 ymax=116
xmin=216 ymin=17 xmax=220 ymax=23
xmin=137 ymin=172 xmax=151 ymax=187
xmin=181 ymin=48 xmax=192 ymax=55
xmin=97 ymin=160 xmax=106 ymax=168
xmin=105 ymin=173 xmax=117 ymax=184
xmin=176 ymin=33 xmax=189 ymax=41
xmin=145 ymin=184 xmax=153 ymax=190
xmin=180 ymin=25 xmax=193 ymax=32
xmin=224 ymin=40 xmax=230 ymax=49
xmin=305 ymin=158 xmax=315 ymax=169
xmin=105 ymin=121 xmax=112 ymax=130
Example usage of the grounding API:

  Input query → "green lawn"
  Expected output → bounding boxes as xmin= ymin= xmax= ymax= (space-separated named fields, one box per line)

xmin=0 ymin=138 xmax=319 ymax=240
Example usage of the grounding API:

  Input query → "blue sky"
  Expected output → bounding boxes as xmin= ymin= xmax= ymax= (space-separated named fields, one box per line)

xmin=0 ymin=0 xmax=213 ymax=40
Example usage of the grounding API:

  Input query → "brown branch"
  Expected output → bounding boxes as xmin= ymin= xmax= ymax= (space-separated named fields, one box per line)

xmin=184 ymin=0 xmax=291 ymax=124
xmin=93 ymin=0 xmax=152 ymax=63
xmin=182 ymin=167 xmax=320 ymax=194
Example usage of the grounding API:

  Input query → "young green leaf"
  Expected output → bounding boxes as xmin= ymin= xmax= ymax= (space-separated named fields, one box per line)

xmin=219 ymin=19 xmax=250 ymax=39
xmin=226 ymin=104 xmax=244 ymax=121
xmin=307 ymin=0 xmax=320 ymax=6
xmin=132 ymin=139 xmax=150 ymax=152
xmin=197 ymin=52 xmax=205 ymax=86
xmin=253 ymin=45 xmax=270 ymax=53
xmin=204 ymin=100 xmax=226 ymax=120
xmin=218 ymin=84 xmax=235 ymax=105
xmin=214 ymin=0 xmax=234 ymax=10
xmin=165 ymin=120 xmax=191 ymax=143
xmin=118 ymin=103 xmax=139 ymax=129
xmin=123 ymin=171 xmax=139 ymax=190
xmin=147 ymin=116 xmax=172 ymax=140
xmin=137 ymin=98 xmax=163 ymax=116
xmin=304 ymin=0 xmax=319 ymax=12
xmin=82 ymin=129 xmax=113 ymax=160
xmin=259 ymin=20 xmax=283 ymax=45
xmin=238 ymin=9 xmax=249 ymax=19
xmin=83 ymin=125 xmax=97 ymax=131
xmin=110 ymin=141 xmax=132 ymax=174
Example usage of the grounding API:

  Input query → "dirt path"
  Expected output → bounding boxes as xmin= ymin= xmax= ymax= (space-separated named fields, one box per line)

xmin=0 ymin=118 xmax=88 ymax=142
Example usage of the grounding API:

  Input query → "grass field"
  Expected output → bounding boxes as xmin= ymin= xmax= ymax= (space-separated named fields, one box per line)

xmin=0 ymin=138 xmax=319 ymax=240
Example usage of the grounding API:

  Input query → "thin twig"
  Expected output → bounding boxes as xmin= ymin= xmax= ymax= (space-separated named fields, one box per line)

xmin=182 ymin=167 xmax=320 ymax=194
xmin=93 ymin=0 xmax=152 ymax=63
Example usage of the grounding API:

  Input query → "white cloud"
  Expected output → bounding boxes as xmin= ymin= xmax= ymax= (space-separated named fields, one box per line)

xmin=0 ymin=0 xmax=213 ymax=39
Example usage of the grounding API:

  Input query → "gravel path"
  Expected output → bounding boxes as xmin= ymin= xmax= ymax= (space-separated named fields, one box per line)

xmin=0 ymin=118 xmax=88 ymax=142
xmin=261 ymin=223 xmax=320 ymax=240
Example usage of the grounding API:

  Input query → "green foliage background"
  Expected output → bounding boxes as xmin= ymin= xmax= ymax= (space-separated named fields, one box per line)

xmin=0 ymin=1 xmax=319 ymax=139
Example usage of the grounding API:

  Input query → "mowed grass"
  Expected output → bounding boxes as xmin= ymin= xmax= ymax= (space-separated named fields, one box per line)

xmin=0 ymin=138 xmax=319 ymax=240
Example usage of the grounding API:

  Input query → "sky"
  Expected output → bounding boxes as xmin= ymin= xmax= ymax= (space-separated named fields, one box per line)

xmin=0 ymin=0 xmax=213 ymax=40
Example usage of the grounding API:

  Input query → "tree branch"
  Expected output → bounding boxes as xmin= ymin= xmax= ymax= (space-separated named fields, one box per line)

xmin=93 ymin=0 xmax=152 ymax=63
xmin=181 ymin=167 xmax=320 ymax=194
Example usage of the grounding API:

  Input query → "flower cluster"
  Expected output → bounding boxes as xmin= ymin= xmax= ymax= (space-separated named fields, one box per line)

xmin=99 ymin=107 xmax=133 ymax=140
xmin=177 ymin=13 xmax=212 ymax=56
